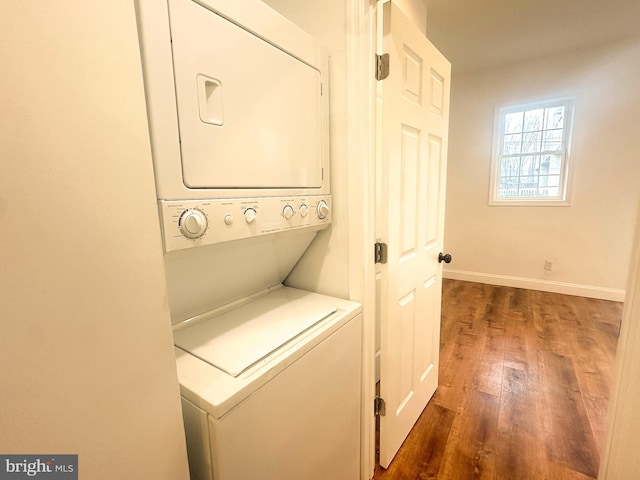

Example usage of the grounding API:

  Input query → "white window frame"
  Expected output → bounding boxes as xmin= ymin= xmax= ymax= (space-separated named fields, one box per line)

xmin=489 ymin=98 xmax=575 ymax=206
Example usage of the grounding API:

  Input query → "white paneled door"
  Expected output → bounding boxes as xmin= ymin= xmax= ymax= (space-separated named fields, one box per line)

xmin=377 ymin=1 xmax=451 ymax=469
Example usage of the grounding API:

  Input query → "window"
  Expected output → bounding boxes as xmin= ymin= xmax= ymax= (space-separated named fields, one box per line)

xmin=490 ymin=98 xmax=574 ymax=205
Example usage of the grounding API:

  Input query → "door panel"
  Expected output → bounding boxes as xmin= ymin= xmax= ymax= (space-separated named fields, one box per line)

xmin=400 ymin=125 xmax=420 ymax=256
xmin=377 ymin=1 xmax=451 ymax=469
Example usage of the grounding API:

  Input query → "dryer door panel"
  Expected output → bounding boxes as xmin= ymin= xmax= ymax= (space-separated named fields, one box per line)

xmin=169 ymin=0 xmax=323 ymax=190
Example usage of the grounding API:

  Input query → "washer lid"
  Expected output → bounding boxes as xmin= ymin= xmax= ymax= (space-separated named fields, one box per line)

xmin=173 ymin=287 xmax=337 ymax=377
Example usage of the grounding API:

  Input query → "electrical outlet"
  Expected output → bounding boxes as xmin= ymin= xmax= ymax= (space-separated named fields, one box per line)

xmin=544 ymin=260 xmax=553 ymax=271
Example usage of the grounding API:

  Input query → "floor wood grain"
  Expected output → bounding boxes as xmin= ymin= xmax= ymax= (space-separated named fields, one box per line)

xmin=374 ymin=280 xmax=622 ymax=480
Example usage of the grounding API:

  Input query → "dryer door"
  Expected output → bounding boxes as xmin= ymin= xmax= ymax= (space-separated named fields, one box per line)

xmin=168 ymin=0 xmax=324 ymax=190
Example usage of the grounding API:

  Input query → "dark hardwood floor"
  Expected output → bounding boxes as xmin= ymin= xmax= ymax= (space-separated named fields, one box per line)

xmin=374 ymin=279 xmax=623 ymax=480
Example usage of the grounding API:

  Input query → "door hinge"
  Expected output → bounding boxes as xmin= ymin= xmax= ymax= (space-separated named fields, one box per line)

xmin=374 ymin=396 xmax=386 ymax=416
xmin=376 ymin=53 xmax=389 ymax=81
xmin=374 ymin=242 xmax=388 ymax=264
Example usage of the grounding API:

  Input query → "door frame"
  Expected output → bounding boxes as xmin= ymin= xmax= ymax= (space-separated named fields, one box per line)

xmin=348 ymin=1 xmax=640 ymax=478
xmin=599 ymin=204 xmax=640 ymax=477
xmin=347 ymin=0 xmax=439 ymax=477
xmin=345 ymin=0 xmax=377 ymax=478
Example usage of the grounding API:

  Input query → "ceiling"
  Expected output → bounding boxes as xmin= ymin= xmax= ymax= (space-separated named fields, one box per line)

xmin=425 ymin=0 xmax=640 ymax=73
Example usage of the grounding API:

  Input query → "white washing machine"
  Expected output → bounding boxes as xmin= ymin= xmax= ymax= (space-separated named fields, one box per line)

xmin=135 ymin=0 xmax=362 ymax=478
xmin=175 ymin=286 xmax=361 ymax=480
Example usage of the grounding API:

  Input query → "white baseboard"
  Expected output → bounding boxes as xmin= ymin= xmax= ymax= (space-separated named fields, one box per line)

xmin=443 ymin=269 xmax=625 ymax=302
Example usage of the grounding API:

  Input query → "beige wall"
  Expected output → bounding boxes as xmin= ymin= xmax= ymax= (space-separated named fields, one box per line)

xmin=443 ymin=38 xmax=640 ymax=299
xmin=0 ymin=1 xmax=189 ymax=478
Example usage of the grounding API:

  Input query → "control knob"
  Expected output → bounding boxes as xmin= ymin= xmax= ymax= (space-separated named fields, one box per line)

xmin=317 ymin=200 xmax=330 ymax=220
xmin=244 ymin=208 xmax=257 ymax=224
xmin=283 ymin=205 xmax=294 ymax=220
xmin=299 ymin=204 xmax=309 ymax=217
xmin=179 ymin=208 xmax=208 ymax=239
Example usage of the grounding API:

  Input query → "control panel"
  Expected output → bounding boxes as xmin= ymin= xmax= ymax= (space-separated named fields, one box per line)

xmin=158 ymin=195 xmax=332 ymax=252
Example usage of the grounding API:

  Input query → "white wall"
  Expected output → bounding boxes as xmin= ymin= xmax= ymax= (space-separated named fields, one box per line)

xmin=265 ymin=0 xmax=426 ymax=303
xmin=394 ymin=0 xmax=427 ymax=36
xmin=263 ymin=0 xmax=353 ymax=299
xmin=0 ymin=2 xmax=189 ymax=478
xmin=443 ymin=38 xmax=640 ymax=300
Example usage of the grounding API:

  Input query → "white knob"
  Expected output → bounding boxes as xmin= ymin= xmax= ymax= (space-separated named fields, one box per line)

xmin=299 ymin=204 xmax=309 ymax=217
xmin=224 ymin=215 xmax=233 ymax=225
xmin=283 ymin=205 xmax=294 ymax=220
xmin=179 ymin=209 xmax=208 ymax=239
xmin=244 ymin=208 xmax=257 ymax=223
xmin=317 ymin=200 xmax=330 ymax=220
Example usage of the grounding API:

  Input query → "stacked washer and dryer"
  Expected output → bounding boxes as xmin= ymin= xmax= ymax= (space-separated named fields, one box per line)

xmin=135 ymin=1 xmax=362 ymax=479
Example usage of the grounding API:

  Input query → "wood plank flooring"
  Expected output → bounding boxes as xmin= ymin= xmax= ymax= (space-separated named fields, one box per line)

xmin=374 ymin=280 xmax=622 ymax=480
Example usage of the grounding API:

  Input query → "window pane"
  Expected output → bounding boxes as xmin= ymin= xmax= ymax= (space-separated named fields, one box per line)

xmin=539 ymin=155 xmax=550 ymax=175
xmin=524 ymin=109 xmax=543 ymax=132
xmin=504 ymin=111 xmax=524 ymax=134
xmin=499 ymin=177 xmax=519 ymax=197
xmin=501 ymin=191 xmax=519 ymax=198
xmin=521 ymin=155 xmax=539 ymax=177
xmin=519 ymin=186 xmax=538 ymax=197
xmin=538 ymin=174 xmax=560 ymax=188
xmin=500 ymin=157 xmax=520 ymax=177
xmin=500 ymin=176 xmax=519 ymax=190
xmin=503 ymin=133 xmax=522 ymax=154
xmin=523 ymin=132 xmax=542 ymax=153
xmin=546 ymin=154 xmax=562 ymax=174
xmin=542 ymin=129 xmax=562 ymax=151
xmin=544 ymin=106 xmax=565 ymax=130
xmin=541 ymin=186 xmax=559 ymax=197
